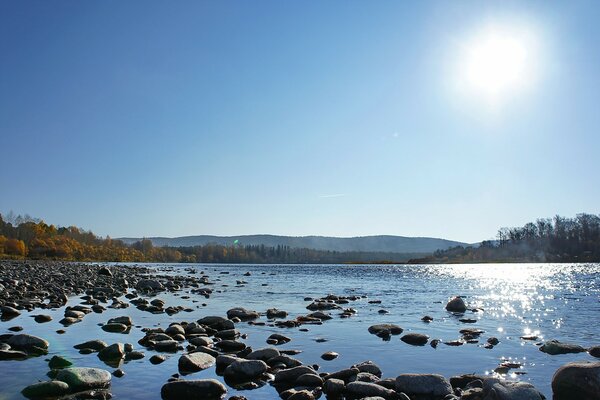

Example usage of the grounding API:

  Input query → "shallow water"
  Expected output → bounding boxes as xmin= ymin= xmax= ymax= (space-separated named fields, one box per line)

xmin=1 ymin=263 xmax=599 ymax=399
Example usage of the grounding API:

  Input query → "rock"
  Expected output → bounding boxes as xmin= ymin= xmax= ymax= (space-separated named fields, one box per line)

xmin=113 ymin=369 xmax=125 ymax=378
xmin=214 ymin=340 xmax=246 ymax=352
xmin=102 ymin=323 xmax=129 ymax=333
xmin=107 ymin=316 xmax=133 ymax=326
xmin=401 ymin=333 xmax=429 ymax=346
xmin=274 ymin=366 xmax=317 ymax=383
xmin=346 ymin=381 xmax=396 ymax=399
xmin=321 ymin=351 xmax=339 ymax=360
xmin=590 ymin=346 xmax=600 ymax=358
xmin=150 ymin=354 xmax=166 ymax=364
xmin=179 ymin=352 xmax=216 ymax=373
xmin=539 ymin=340 xmax=586 ymax=355
xmin=0 ymin=349 xmax=27 ymax=360
xmin=1 ymin=305 xmax=21 ymax=317
xmin=56 ymin=367 xmax=112 ymax=391
xmin=125 ymin=350 xmax=145 ymax=360
xmin=247 ymin=347 xmax=279 ymax=361
xmin=354 ymin=361 xmax=382 ymax=378
xmin=486 ymin=381 xmax=544 ymax=400
xmin=136 ymin=279 xmax=164 ymax=291
xmin=445 ymin=296 xmax=467 ymax=313
xmin=98 ymin=267 xmax=112 ymax=276
xmin=165 ymin=324 xmax=186 ymax=336
xmin=48 ymin=355 xmax=72 ymax=369
xmin=161 ymin=379 xmax=227 ymax=400
xmin=98 ymin=343 xmax=125 ymax=361
xmin=552 ymin=361 xmax=600 ymax=400
xmin=267 ymin=333 xmax=291 ymax=345
xmin=189 ymin=336 xmax=213 ymax=347
xmin=266 ymin=308 xmax=288 ymax=319
xmin=21 ymin=380 xmax=70 ymax=399
xmin=154 ymin=340 xmax=179 ymax=352
xmin=323 ymin=378 xmax=345 ymax=398
xmin=34 ymin=314 xmax=52 ymax=323
xmin=74 ymin=340 xmax=108 ymax=352
xmin=295 ymin=373 xmax=323 ymax=387
xmin=224 ymin=359 xmax=268 ymax=381
xmin=7 ymin=334 xmax=49 ymax=351
xmin=368 ymin=324 xmax=403 ymax=335
xmin=284 ymin=389 xmax=316 ymax=400
xmin=226 ymin=307 xmax=260 ymax=320
xmin=395 ymin=374 xmax=452 ymax=398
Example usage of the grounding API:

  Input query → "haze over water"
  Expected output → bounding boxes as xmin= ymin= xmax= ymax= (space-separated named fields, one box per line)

xmin=2 ymin=262 xmax=598 ymax=399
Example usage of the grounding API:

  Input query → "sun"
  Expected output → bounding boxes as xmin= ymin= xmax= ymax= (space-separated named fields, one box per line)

xmin=460 ymin=25 xmax=537 ymax=103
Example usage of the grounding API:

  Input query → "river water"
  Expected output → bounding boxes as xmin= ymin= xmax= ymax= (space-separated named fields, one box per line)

xmin=1 ymin=263 xmax=599 ymax=399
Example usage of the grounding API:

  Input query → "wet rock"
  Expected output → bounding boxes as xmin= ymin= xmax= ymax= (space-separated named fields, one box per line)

xmin=179 ymin=352 xmax=216 ymax=373
xmin=323 ymin=378 xmax=345 ymax=398
xmin=445 ymin=296 xmax=467 ymax=313
xmin=75 ymin=340 xmax=108 ymax=352
xmin=274 ymin=366 xmax=317 ymax=384
xmin=98 ymin=267 xmax=112 ymax=276
xmin=368 ymin=324 xmax=403 ymax=336
xmin=226 ymin=307 xmax=259 ymax=320
xmin=589 ymin=346 xmax=600 ymax=358
xmin=107 ymin=316 xmax=133 ymax=326
xmin=224 ymin=359 xmax=268 ymax=381
xmin=283 ymin=389 xmax=316 ymax=400
xmin=8 ymin=326 xmax=23 ymax=332
xmin=0 ymin=349 xmax=27 ymax=360
xmin=321 ymin=351 xmax=339 ymax=361
xmin=266 ymin=308 xmax=288 ymax=319
xmin=102 ymin=323 xmax=129 ymax=333
xmin=154 ymin=340 xmax=179 ymax=352
xmin=150 ymin=354 xmax=166 ymax=364
xmin=98 ymin=343 xmax=125 ymax=361
xmin=136 ymin=279 xmax=164 ymax=291
xmin=124 ymin=351 xmax=145 ymax=361
xmin=49 ymin=355 xmax=72 ymax=369
xmin=552 ymin=361 xmax=600 ymax=400
xmin=113 ymin=369 xmax=125 ymax=378
xmin=34 ymin=314 xmax=52 ymax=323
xmin=487 ymin=337 xmax=500 ymax=346
xmin=395 ymin=374 xmax=452 ymax=398
xmin=56 ymin=367 xmax=112 ymax=391
xmin=1 ymin=305 xmax=21 ymax=318
xmin=354 ymin=361 xmax=382 ymax=378
xmin=7 ymin=334 xmax=49 ymax=352
xmin=346 ymin=381 xmax=396 ymax=399
xmin=539 ymin=340 xmax=586 ymax=355
xmin=21 ymin=380 xmax=70 ymax=399
xmin=189 ymin=336 xmax=213 ymax=347
xmin=247 ymin=347 xmax=280 ymax=361
xmin=214 ymin=340 xmax=246 ymax=352
xmin=487 ymin=381 xmax=544 ymax=400
xmin=161 ymin=379 xmax=227 ymax=400
xmin=295 ymin=373 xmax=323 ymax=387
xmin=401 ymin=333 xmax=429 ymax=346
xmin=267 ymin=333 xmax=291 ymax=345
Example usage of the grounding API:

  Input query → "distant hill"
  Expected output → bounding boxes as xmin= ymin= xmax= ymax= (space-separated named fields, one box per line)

xmin=118 ymin=234 xmax=467 ymax=254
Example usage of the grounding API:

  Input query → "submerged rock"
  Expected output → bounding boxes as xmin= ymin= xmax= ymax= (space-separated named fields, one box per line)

xmin=21 ymin=380 xmax=70 ymax=399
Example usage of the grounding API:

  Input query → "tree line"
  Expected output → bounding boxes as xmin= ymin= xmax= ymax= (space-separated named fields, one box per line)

xmin=0 ymin=213 xmax=415 ymax=263
xmin=411 ymin=213 xmax=600 ymax=263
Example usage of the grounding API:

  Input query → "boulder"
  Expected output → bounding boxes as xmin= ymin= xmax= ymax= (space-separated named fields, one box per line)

xmin=74 ymin=340 xmax=108 ymax=352
xmin=226 ymin=307 xmax=260 ymax=320
xmin=395 ymin=374 xmax=452 ymax=398
xmin=56 ymin=367 xmax=111 ymax=391
xmin=345 ymin=381 xmax=396 ymax=399
xmin=136 ymin=279 xmax=164 ymax=291
xmin=48 ymin=355 xmax=72 ymax=369
xmin=247 ymin=347 xmax=279 ymax=361
xmin=486 ymin=381 xmax=544 ymax=400
xmin=98 ymin=343 xmax=125 ymax=361
xmin=224 ymin=359 xmax=268 ymax=381
xmin=401 ymin=333 xmax=429 ymax=346
xmin=552 ymin=361 xmax=600 ymax=400
xmin=274 ymin=366 xmax=316 ymax=383
xmin=368 ymin=324 xmax=403 ymax=335
xmin=539 ymin=340 xmax=586 ymax=355
xmin=178 ymin=352 xmax=216 ymax=373
xmin=21 ymin=380 xmax=70 ymax=399
xmin=161 ymin=379 xmax=227 ymax=400
xmin=7 ymin=334 xmax=49 ymax=351
xmin=445 ymin=296 xmax=467 ymax=312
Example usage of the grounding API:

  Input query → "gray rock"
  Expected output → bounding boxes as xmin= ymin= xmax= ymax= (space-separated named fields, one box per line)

xmin=161 ymin=379 xmax=227 ymax=400
xmin=274 ymin=366 xmax=317 ymax=383
xmin=0 ymin=349 xmax=27 ymax=360
xmin=48 ymin=355 xmax=72 ymax=369
xmin=107 ymin=316 xmax=133 ymax=326
xmin=102 ymin=323 xmax=129 ymax=333
xmin=346 ymin=381 xmax=396 ymax=399
xmin=401 ymin=333 xmax=429 ymax=346
xmin=179 ymin=352 xmax=216 ymax=373
xmin=354 ymin=361 xmax=382 ymax=378
xmin=56 ymin=367 xmax=111 ymax=391
xmin=295 ymin=373 xmax=324 ymax=387
xmin=395 ymin=374 xmax=452 ymax=397
xmin=7 ymin=334 xmax=49 ymax=351
xmin=322 ymin=351 xmax=339 ymax=360
xmin=21 ymin=380 xmax=70 ymax=399
xmin=323 ymin=378 xmax=345 ymax=398
xmin=74 ymin=340 xmax=108 ymax=352
xmin=552 ymin=361 xmax=600 ymax=400
xmin=368 ymin=324 xmax=403 ymax=335
xmin=247 ymin=347 xmax=279 ymax=361
xmin=485 ymin=381 xmax=544 ymax=400
xmin=540 ymin=340 xmax=586 ymax=355
xmin=98 ymin=343 xmax=125 ymax=360
xmin=34 ymin=314 xmax=52 ymax=323
xmin=445 ymin=296 xmax=467 ymax=312
xmin=226 ymin=307 xmax=260 ymax=320
xmin=189 ymin=336 xmax=213 ymax=347
xmin=266 ymin=308 xmax=288 ymax=319
xmin=136 ymin=279 xmax=164 ymax=291
xmin=224 ymin=359 xmax=268 ymax=380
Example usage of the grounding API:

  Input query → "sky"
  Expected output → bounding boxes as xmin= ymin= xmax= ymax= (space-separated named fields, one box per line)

xmin=1 ymin=1 xmax=599 ymax=243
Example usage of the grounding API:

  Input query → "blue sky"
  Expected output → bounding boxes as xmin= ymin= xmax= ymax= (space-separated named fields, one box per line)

xmin=1 ymin=1 xmax=599 ymax=243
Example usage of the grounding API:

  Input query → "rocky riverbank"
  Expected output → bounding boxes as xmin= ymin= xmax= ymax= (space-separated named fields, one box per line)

xmin=0 ymin=260 xmax=599 ymax=400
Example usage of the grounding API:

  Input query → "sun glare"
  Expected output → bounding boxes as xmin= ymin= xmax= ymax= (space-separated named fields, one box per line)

xmin=460 ymin=24 xmax=538 ymax=105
